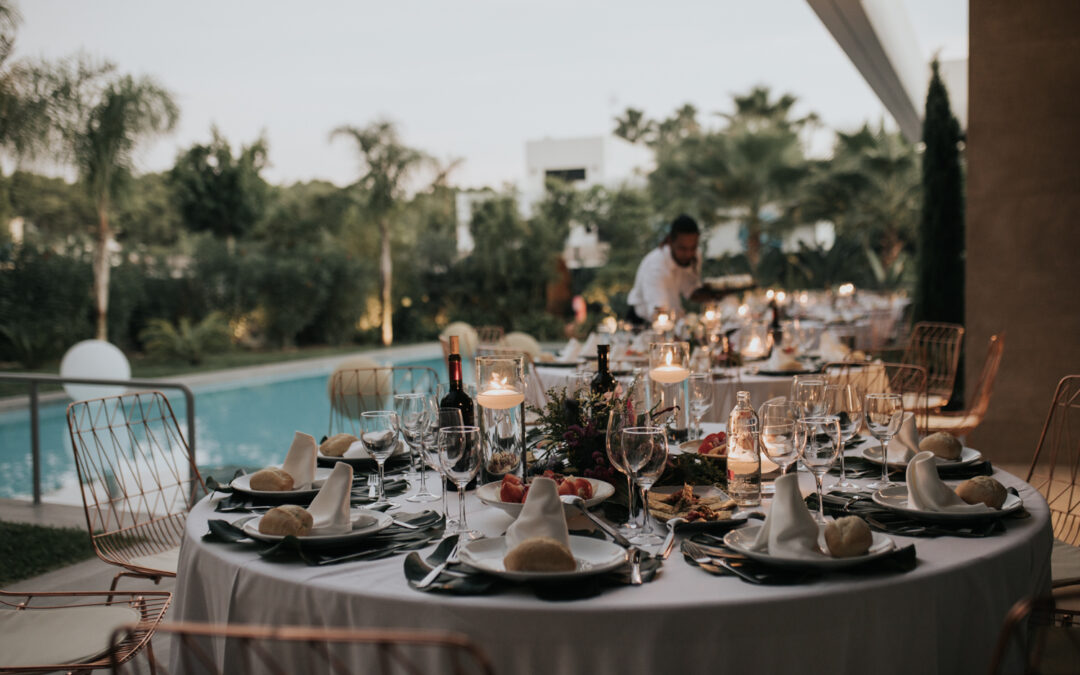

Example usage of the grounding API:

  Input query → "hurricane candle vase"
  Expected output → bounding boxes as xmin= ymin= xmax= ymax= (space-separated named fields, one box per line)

xmin=476 ymin=355 xmax=527 ymax=480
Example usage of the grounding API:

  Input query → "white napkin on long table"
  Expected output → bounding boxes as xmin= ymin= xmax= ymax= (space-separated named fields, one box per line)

xmin=580 ymin=333 xmax=599 ymax=360
xmin=818 ymin=331 xmax=850 ymax=363
xmin=307 ymin=462 xmax=353 ymax=534
xmin=281 ymin=431 xmax=317 ymax=489
xmin=560 ymin=338 xmax=582 ymax=362
xmin=906 ymin=451 xmax=992 ymax=513
xmin=885 ymin=412 xmax=919 ymax=463
xmin=751 ymin=473 xmax=822 ymax=559
xmin=505 ymin=477 xmax=571 ymax=551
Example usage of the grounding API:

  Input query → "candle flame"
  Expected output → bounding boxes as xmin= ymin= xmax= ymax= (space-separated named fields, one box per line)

xmin=766 ymin=289 xmax=775 ymax=301
xmin=776 ymin=291 xmax=786 ymax=304
xmin=737 ymin=304 xmax=749 ymax=317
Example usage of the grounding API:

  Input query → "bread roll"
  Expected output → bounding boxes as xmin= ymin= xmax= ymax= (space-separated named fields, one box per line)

xmin=249 ymin=467 xmax=294 ymax=491
xmin=504 ymin=537 xmax=577 ymax=572
xmin=258 ymin=505 xmax=313 ymax=536
xmin=956 ymin=476 xmax=1007 ymax=509
xmin=824 ymin=516 xmax=873 ymax=558
xmin=320 ymin=433 xmax=359 ymax=457
xmin=919 ymin=432 xmax=963 ymax=460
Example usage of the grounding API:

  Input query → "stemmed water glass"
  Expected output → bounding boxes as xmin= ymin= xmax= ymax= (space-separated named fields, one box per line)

xmin=791 ymin=378 xmax=826 ymax=418
xmin=360 ymin=410 xmax=399 ymax=508
xmin=795 ymin=415 xmax=841 ymax=523
xmin=395 ymin=393 xmax=439 ymax=503
xmin=864 ymin=393 xmax=903 ymax=491
xmin=824 ymin=384 xmax=863 ymax=491
xmin=759 ymin=401 xmax=798 ymax=494
xmin=688 ymin=373 xmax=712 ymax=440
xmin=426 ymin=406 xmax=464 ymax=527
xmin=622 ymin=426 xmax=668 ymax=546
xmin=438 ymin=425 xmax=484 ymax=540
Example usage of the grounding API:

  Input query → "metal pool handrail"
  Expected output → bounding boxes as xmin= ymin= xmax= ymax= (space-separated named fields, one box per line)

xmin=0 ymin=373 xmax=195 ymax=505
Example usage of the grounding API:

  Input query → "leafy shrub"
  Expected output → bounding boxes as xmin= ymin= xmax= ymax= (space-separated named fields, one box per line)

xmin=138 ymin=312 xmax=232 ymax=365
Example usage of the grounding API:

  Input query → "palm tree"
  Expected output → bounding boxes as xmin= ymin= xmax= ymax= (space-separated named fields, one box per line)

xmin=331 ymin=120 xmax=429 ymax=346
xmin=73 ymin=74 xmax=178 ymax=339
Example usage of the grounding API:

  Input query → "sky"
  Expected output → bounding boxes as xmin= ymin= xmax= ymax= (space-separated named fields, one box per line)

xmin=14 ymin=0 xmax=967 ymax=190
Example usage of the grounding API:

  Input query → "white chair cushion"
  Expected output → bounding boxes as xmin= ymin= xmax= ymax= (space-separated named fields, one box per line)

xmin=128 ymin=546 xmax=180 ymax=574
xmin=0 ymin=604 xmax=139 ymax=667
xmin=1052 ymin=538 xmax=1080 ymax=587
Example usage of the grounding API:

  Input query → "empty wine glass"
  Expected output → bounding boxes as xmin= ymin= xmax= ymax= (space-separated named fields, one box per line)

xmin=622 ymin=426 xmax=668 ymax=546
xmin=796 ymin=416 xmax=841 ymax=523
xmin=688 ymin=373 xmax=712 ymax=440
xmin=428 ymin=406 xmax=464 ymax=526
xmin=759 ymin=401 xmax=798 ymax=494
xmin=824 ymin=384 xmax=863 ymax=491
xmin=607 ymin=393 xmax=643 ymax=534
xmin=396 ymin=393 xmax=438 ymax=503
xmin=864 ymin=393 xmax=903 ymax=491
xmin=438 ymin=425 xmax=483 ymax=540
xmin=360 ymin=410 xmax=399 ymax=508
xmin=792 ymin=378 xmax=826 ymax=418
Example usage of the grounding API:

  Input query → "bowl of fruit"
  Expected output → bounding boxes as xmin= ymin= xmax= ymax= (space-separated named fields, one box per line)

xmin=476 ymin=471 xmax=615 ymax=518
xmin=678 ymin=432 xmax=727 ymax=457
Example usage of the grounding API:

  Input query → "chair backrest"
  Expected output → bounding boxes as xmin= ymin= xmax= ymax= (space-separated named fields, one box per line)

xmin=475 ymin=345 xmax=547 ymax=408
xmin=822 ymin=361 xmax=929 ymax=433
xmin=965 ymin=333 xmax=1006 ymax=423
xmin=111 ymin=622 xmax=496 ymax=675
xmin=987 ymin=587 xmax=1080 ymax=675
xmin=327 ymin=366 xmax=441 ymax=437
xmin=475 ymin=325 xmax=505 ymax=345
xmin=901 ymin=321 xmax=965 ymax=405
xmin=1025 ymin=374 xmax=1080 ymax=546
xmin=67 ymin=391 xmax=206 ymax=565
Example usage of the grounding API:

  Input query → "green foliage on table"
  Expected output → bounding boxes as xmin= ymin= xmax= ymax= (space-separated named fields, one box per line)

xmin=526 ymin=386 xmax=619 ymax=482
xmin=914 ymin=60 xmax=965 ymax=326
xmin=659 ymin=452 xmax=728 ymax=488
xmin=139 ymin=312 xmax=232 ymax=365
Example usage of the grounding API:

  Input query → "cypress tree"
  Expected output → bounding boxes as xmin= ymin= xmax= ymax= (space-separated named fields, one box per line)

xmin=913 ymin=60 xmax=965 ymax=326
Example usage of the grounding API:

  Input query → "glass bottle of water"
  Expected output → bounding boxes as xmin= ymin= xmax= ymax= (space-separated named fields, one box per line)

xmin=727 ymin=390 xmax=761 ymax=507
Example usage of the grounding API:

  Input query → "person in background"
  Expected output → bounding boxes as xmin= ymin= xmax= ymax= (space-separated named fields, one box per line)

xmin=625 ymin=214 xmax=714 ymax=325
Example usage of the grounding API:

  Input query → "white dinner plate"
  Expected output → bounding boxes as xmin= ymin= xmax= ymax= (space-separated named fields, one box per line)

xmin=240 ymin=508 xmax=392 ymax=544
xmin=317 ymin=440 xmax=408 ymax=468
xmin=860 ymin=445 xmax=983 ymax=469
xmin=475 ymin=478 xmax=614 ymax=518
xmin=458 ymin=535 xmax=627 ymax=581
xmin=230 ymin=467 xmax=334 ymax=498
xmin=871 ymin=484 xmax=1023 ymax=522
xmin=723 ymin=524 xmax=896 ymax=569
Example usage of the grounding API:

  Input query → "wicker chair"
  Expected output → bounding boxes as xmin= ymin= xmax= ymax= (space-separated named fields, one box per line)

xmin=475 ymin=326 xmax=505 ymax=345
xmin=0 ymin=589 xmax=170 ymax=674
xmin=899 ymin=321 xmax=965 ymax=409
xmin=111 ymin=622 xmax=495 ymax=675
xmin=67 ymin=391 xmax=206 ymax=591
xmin=327 ymin=365 xmax=441 ymax=437
xmin=988 ymin=587 xmax=1080 ymax=675
xmin=821 ymin=361 xmax=929 ymax=434
xmin=924 ymin=334 xmax=1005 ymax=438
xmin=1025 ymin=375 xmax=1080 ymax=588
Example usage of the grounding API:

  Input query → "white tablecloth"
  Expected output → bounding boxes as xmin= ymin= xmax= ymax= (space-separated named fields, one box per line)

xmin=173 ymin=444 xmax=1051 ymax=675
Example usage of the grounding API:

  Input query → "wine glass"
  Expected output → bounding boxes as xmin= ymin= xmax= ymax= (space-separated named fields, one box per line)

xmin=759 ymin=401 xmax=798 ymax=495
xmin=792 ymin=378 xmax=826 ymax=418
xmin=795 ymin=416 xmax=841 ymax=523
xmin=438 ymin=425 xmax=484 ymax=540
xmin=622 ymin=426 xmax=668 ymax=546
xmin=427 ymin=406 xmax=464 ymax=526
xmin=824 ymin=384 xmax=863 ymax=491
xmin=606 ymin=381 xmax=649 ymax=533
xmin=864 ymin=393 xmax=904 ymax=491
xmin=395 ymin=393 xmax=439 ymax=503
xmin=360 ymin=410 xmax=399 ymax=508
xmin=687 ymin=373 xmax=712 ymax=440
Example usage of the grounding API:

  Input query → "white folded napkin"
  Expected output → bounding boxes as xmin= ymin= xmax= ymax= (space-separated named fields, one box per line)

xmin=307 ymin=462 xmax=353 ymax=534
xmin=765 ymin=348 xmax=801 ymax=372
xmin=905 ymin=451 xmax=992 ymax=513
xmin=885 ymin=412 xmax=919 ymax=464
xmin=281 ymin=431 xmax=317 ymax=489
xmin=751 ymin=473 xmax=823 ymax=559
xmin=505 ymin=477 xmax=571 ymax=551
xmin=560 ymin=338 xmax=582 ymax=362
xmin=581 ymin=333 xmax=601 ymax=359
xmin=818 ymin=331 xmax=850 ymax=363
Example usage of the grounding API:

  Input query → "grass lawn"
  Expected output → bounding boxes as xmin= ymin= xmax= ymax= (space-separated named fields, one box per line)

xmin=0 ymin=520 xmax=96 ymax=585
xmin=0 ymin=343 xmax=382 ymax=399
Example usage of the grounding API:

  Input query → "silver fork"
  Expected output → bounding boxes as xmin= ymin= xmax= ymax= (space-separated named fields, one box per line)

xmin=682 ymin=540 xmax=762 ymax=584
xmin=416 ymin=541 xmax=460 ymax=589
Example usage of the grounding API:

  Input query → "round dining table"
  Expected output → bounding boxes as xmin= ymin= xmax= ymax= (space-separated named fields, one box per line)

xmin=172 ymin=440 xmax=1052 ymax=675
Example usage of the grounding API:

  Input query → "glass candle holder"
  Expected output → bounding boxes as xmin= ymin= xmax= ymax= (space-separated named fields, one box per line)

xmin=648 ymin=341 xmax=690 ymax=384
xmin=475 ymin=355 xmax=526 ymax=479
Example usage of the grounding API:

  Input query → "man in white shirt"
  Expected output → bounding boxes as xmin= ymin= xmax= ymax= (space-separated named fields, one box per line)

xmin=626 ymin=214 xmax=711 ymax=324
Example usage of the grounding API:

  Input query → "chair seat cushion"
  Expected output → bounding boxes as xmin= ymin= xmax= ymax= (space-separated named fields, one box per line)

xmin=128 ymin=546 xmax=180 ymax=574
xmin=0 ymin=604 xmax=139 ymax=667
xmin=1052 ymin=538 xmax=1080 ymax=587
xmin=924 ymin=413 xmax=972 ymax=432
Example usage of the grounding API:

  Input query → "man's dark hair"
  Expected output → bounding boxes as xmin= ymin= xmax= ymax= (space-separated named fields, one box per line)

xmin=669 ymin=214 xmax=700 ymax=238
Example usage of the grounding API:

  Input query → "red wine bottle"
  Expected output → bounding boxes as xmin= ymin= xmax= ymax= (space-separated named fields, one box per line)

xmin=591 ymin=344 xmax=616 ymax=396
xmin=440 ymin=336 xmax=475 ymax=426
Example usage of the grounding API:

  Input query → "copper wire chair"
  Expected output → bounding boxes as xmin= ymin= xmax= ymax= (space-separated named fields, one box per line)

xmin=988 ymin=587 xmax=1080 ymax=675
xmin=0 ymin=589 xmax=170 ymax=674
xmin=67 ymin=391 xmax=207 ymax=591
xmin=110 ymin=622 xmax=495 ymax=675
xmin=475 ymin=325 xmax=505 ymax=345
xmin=822 ymin=361 xmax=929 ymax=433
xmin=327 ymin=366 xmax=441 ymax=437
xmin=899 ymin=321 xmax=965 ymax=409
xmin=925 ymin=334 xmax=1006 ymax=438
xmin=1025 ymin=375 xmax=1080 ymax=588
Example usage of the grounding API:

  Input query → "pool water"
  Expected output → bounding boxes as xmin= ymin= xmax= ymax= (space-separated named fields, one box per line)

xmin=0 ymin=353 xmax=448 ymax=501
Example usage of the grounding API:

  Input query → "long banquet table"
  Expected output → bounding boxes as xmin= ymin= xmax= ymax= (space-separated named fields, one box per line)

xmin=172 ymin=442 xmax=1052 ymax=675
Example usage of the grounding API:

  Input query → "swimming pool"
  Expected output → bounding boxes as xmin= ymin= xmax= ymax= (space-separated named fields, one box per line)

xmin=0 ymin=349 xmax=448 ymax=502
